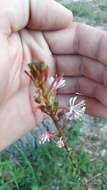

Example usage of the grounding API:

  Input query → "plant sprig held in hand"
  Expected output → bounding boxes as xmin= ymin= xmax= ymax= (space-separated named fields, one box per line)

xmin=25 ymin=62 xmax=86 ymax=166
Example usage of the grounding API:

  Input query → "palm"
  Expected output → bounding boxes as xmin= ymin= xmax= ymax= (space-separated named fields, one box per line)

xmin=0 ymin=0 xmax=72 ymax=149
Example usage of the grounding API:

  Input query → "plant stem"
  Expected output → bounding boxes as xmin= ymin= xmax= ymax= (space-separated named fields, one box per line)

xmin=52 ymin=116 xmax=78 ymax=175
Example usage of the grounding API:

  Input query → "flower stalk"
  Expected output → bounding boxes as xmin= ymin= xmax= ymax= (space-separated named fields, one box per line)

xmin=25 ymin=62 xmax=86 ymax=174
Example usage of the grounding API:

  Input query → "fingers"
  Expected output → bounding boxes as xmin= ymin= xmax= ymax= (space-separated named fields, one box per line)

xmin=0 ymin=0 xmax=29 ymax=34
xmin=55 ymin=55 xmax=107 ymax=85
xmin=55 ymin=55 xmax=82 ymax=76
xmin=0 ymin=0 xmax=73 ymax=35
xmin=45 ymin=23 xmax=107 ymax=65
xmin=29 ymin=0 xmax=73 ymax=30
xmin=57 ymin=77 xmax=107 ymax=107
xmin=55 ymin=55 xmax=107 ymax=107
xmin=57 ymin=95 xmax=107 ymax=118
xmin=20 ymin=29 xmax=55 ymax=76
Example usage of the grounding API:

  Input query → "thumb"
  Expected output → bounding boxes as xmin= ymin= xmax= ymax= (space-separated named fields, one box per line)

xmin=28 ymin=0 xmax=73 ymax=30
xmin=0 ymin=0 xmax=73 ymax=35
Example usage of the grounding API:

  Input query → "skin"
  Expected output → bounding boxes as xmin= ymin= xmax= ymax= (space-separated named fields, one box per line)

xmin=45 ymin=23 xmax=107 ymax=118
xmin=0 ymin=0 xmax=107 ymax=150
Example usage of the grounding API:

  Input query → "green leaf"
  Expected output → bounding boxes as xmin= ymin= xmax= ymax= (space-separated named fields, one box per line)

xmin=32 ymin=186 xmax=42 ymax=190
xmin=53 ymin=101 xmax=59 ymax=112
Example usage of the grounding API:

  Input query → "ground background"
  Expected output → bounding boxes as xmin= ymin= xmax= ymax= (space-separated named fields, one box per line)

xmin=0 ymin=1 xmax=107 ymax=190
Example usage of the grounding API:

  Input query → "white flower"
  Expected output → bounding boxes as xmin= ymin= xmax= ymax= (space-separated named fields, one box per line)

xmin=56 ymin=137 xmax=65 ymax=148
xmin=38 ymin=132 xmax=50 ymax=145
xmin=57 ymin=78 xmax=66 ymax=89
xmin=38 ymin=131 xmax=55 ymax=145
xmin=48 ymin=76 xmax=54 ymax=86
xmin=48 ymin=76 xmax=66 ymax=89
xmin=65 ymin=96 xmax=86 ymax=120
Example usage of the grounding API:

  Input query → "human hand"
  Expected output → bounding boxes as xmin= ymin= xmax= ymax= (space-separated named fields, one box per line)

xmin=45 ymin=22 xmax=107 ymax=118
xmin=0 ymin=0 xmax=73 ymax=150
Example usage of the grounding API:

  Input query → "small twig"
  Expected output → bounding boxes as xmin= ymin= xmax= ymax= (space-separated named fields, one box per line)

xmin=25 ymin=62 xmax=86 ymax=176
xmin=87 ymin=169 xmax=107 ymax=184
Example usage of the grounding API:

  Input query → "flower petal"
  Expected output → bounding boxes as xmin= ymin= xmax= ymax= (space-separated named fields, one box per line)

xmin=48 ymin=76 xmax=55 ymax=86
